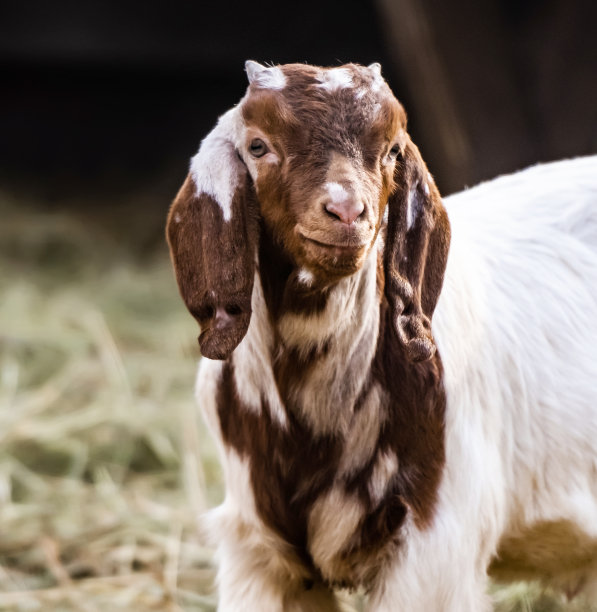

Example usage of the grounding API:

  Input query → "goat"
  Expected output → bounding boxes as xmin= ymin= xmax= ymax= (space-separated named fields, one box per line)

xmin=166 ymin=61 xmax=597 ymax=611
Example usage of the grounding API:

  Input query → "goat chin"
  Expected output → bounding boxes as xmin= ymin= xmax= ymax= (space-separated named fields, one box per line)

xmin=167 ymin=60 xmax=597 ymax=611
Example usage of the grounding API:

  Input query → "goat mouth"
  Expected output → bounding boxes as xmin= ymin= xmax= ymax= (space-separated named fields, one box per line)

xmin=300 ymin=235 xmax=366 ymax=257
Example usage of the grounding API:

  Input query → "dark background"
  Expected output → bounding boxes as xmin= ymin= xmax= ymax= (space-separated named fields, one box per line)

xmin=1 ymin=0 xmax=596 ymax=214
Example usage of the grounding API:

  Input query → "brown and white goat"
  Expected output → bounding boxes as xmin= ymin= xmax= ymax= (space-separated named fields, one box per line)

xmin=167 ymin=61 xmax=597 ymax=611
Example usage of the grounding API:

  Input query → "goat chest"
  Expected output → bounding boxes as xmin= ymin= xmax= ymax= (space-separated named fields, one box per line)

xmin=200 ymin=309 xmax=447 ymax=589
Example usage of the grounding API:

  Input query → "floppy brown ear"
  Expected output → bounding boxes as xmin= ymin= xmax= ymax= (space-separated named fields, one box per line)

xmin=384 ymin=138 xmax=451 ymax=362
xmin=166 ymin=110 xmax=259 ymax=360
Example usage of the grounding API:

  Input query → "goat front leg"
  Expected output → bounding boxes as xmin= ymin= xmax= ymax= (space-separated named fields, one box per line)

xmin=215 ymin=518 xmax=341 ymax=612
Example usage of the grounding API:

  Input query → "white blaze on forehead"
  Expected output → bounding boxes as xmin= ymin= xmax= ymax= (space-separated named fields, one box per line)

xmin=326 ymin=181 xmax=350 ymax=203
xmin=317 ymin=67 xmax=353 ymax=91
xmin=245 ymin=60 xmax=286 ymax=90
xmin=190 ymin=107 xmax=245 ymax=222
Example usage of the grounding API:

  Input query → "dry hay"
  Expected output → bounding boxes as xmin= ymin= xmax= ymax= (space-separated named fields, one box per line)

xmin=0 ymin=195 xmax=594 ymax=611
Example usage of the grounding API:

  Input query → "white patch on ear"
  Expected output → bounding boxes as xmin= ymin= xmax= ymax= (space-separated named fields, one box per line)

xmin=245 ymin=60 xmax=286 ymax=90
xmin=317 ymin=67 xmax=353 ymax=91
xmin=406 ymin=187 xmax=422 ymax=230
xmin=298 ymin=268 xmax=315 ymax=287
xmin=383 ymin=204 xmax=389 ymax=223
xmin=406 ymin=189 xmax=414 ymax=229
xmin=190 ymin=108 xmax=246 ymax=222
xmin=426 ymin=172 xmax=435 ymax=195
xmin=326 ymin=181 xmax=350 ymax=203
xmin=375 ymin=229 xmax=385 ymax=252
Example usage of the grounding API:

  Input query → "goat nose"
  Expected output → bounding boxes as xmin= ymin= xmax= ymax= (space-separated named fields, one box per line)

xmin=325 ymin=199 xmax=365 ymax=225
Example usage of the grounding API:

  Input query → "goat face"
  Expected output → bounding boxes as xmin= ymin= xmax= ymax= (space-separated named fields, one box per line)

xmin=240 ymin=62 xmax=405 ymax=281
xmin=167 ymin=61 xmax=450 ymax=362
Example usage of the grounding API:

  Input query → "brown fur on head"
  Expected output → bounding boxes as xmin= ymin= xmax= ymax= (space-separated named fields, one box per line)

xmin=166 ymin=61 xmax=450 ymax=361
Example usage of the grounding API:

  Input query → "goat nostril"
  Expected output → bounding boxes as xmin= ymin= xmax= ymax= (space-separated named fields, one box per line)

xmin=324 ymin=201 xmax=365 ymax=225
xmin=324 ymin=205 xmax=342 ymax=221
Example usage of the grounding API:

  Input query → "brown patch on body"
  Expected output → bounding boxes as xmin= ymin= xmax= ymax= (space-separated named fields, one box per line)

xmin=490 ymin=520 xmax=597 ymax=584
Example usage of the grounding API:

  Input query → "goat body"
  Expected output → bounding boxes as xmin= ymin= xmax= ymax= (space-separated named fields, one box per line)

xmin=167 ymin=61 xmax=597 ymax=611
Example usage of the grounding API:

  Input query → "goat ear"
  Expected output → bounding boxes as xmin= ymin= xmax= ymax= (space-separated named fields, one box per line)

xmin=383 ymin=139 xmax=451 ymax=362
xmin=166 ymin=110 xmax=259 ymax=360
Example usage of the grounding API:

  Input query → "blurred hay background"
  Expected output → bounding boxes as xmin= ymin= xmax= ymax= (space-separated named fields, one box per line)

xmin=1 ymin=194 xmax=595 ymax=611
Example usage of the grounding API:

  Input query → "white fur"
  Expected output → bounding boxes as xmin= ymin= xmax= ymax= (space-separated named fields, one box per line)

xmin=297 ymin=268 xmax=315 ymax=286
xmin=406 ymin=187 xmax=418 ymax=229
xmin=368 ymin=62 xmax=384 ymax=93
xmin=245 ymin=60 xmax=286 ymax=90
xmin=382 ymin=204 xmax=389 ymax=224
xmin=195 ymin=138 xmax=597 ymax=608
xmin=326 ymin=181 xmax=350 ymax=203
xmin=308 ymin=487 xmax=364 ymax=577
xmin=338 ymin=383 xmax=388 ymax=476
xmin=232 ymin=274 xmax=288 ymax=428
xmin=368 ymin=62 xmax=382 ymax=76
xmin=190 ymin=108 xmax=246 ymax=221
xmin=317 ymin=67 xmax=353 ymax=91
xmin=368 ymin=450 xmax=399 ymax=506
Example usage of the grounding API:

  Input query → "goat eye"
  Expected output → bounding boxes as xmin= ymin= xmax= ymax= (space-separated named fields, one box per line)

xmin=249 ymin=139 xmax=268 ymax=158
xmin=388 ymin=144 xmax=402 ymax=161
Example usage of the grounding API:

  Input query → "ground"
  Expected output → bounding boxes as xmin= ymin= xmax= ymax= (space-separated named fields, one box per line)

xmin=0 ymin=193 xmax=594 ymax=611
